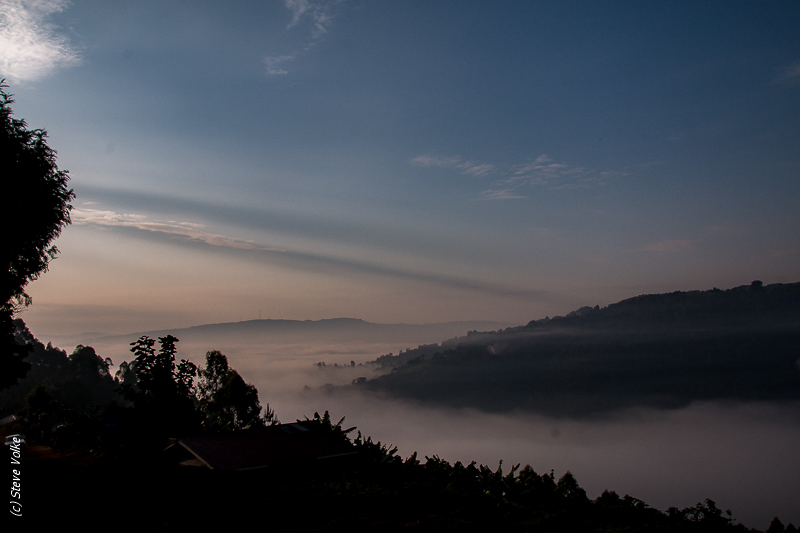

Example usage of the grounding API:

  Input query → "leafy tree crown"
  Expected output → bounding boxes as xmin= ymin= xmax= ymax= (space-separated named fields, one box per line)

xmin=1 ymin=80 xmax=74 ymax=312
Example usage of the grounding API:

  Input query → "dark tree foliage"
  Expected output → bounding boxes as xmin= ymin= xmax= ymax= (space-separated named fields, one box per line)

xmin=1 ymin=81 xmax=75 ymax=389
xmin=0 ymin=321 xmax=127 ymax=451
xmin=0 ymin=315 xmax=30 ymax=390
xmin=269 ymin=424 xmax=759 ymax=532
xmin=121 ymin=335 xmax=199 ymax=434
xmin=0 ymin=320 xmax=120 ymax=416
xmin=213 ymin=370 xmax=263 ymax=428
xmin=175 ymin=358 xmax=198 ymax=400
xmin=19 ymin=384 xmax=61 ymax=443
xmin=70 ymin=344 xmax=113 ymax=380
xmin=306 ymin=410 xmax=355 ymax=442
xmin=768 ymin=517 xmax=787 ymax=533
xmin=363 ymin=282 xmax=800 ymax=417
xmin=197 ymin=349 xmax=276 ymax=430
xmin=197 ymin=349 xmax=229 ymax=400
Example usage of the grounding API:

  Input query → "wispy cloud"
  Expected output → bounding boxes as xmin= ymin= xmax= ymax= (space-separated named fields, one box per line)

xmin=73 ymin=207 xmax=542 ymax=299
xmin=493 ymin=154 xmax=621 ymax=197
xmin=411 ymin=154 xmax=495 ymax=177
xmin=411 ymin=154 xmax=462 ymax=168
xmin=0 ymin=0 xmax=80 ymax=82
xmin=72 ymin=208 xmax=284 ymax=253
xmin=641 ymin=239 xmax=694 ymax=253
xmin=286 ymin=0 xmax=338 ymax=38
xmin=264 ymin=54 xmax=293 ymax=75
xmin=413 ymin=152 xmax=618 ymax=200
xmin=479 ymin=189 xmax=527 ymax=201
xmin=285 ymin=0 xmax=310 ymax=28
xmin=773 ymin=61 xmax=800 ymax=85
xmin=264 ymin=0 xmax=342 ymax=75
xmin=510 ymin=154 xmax=600 ymax=187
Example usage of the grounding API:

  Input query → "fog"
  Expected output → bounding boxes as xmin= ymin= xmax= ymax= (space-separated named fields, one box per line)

xmin=76 ymin=329 xmax=800 ymax=530
xmin=303 ymin=394 xmax=800 ymax=532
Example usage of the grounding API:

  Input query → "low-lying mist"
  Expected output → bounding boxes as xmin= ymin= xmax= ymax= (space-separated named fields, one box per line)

xmin=299 ymin=392 xmax=800 ymax=532
xmin=79 ymin=330 xmax=800 ymax=531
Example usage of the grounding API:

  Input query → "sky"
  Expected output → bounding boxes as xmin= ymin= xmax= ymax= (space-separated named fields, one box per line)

xmin=3 ymin=0 xmax=800 ymax=336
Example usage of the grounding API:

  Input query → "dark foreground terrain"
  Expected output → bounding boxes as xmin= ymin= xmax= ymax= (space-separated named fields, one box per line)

xmin=13 ymin=431 xmax=794 ymax=533
xmin=5 ymin=282 xmax=800 ymax=531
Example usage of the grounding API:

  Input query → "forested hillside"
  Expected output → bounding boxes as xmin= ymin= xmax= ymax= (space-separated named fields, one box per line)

xmin=359 ymin=282 xmax=800 ymax=417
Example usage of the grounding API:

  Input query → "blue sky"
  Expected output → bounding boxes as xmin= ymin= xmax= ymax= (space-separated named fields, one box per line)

xmin=3 ymin=0 xmax=799 ymax=335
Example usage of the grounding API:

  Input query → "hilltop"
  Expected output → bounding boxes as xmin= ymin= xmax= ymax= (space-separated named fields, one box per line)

xmin=358 ymin=282 xmax=800 ymax=417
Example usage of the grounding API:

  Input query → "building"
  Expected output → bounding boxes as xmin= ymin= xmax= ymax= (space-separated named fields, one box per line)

xmin=163 ymin=419 xmax=357 ymax=470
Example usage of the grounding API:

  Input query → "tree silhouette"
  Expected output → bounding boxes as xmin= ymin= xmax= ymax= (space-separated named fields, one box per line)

xmin=197 ymin=349 xmax=229 ymax=400
xmin=122 ymin=335 xmax=199 ymax=434
xmin=197 ymin=349 xmax=275 ymax=430
xmin=1 ymin=80 xmax=74 ymax=389
xmin=768 ymin=517 xmax=787 ymax=533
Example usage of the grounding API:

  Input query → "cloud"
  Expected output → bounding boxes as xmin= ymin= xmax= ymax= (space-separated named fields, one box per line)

xmin=411 ymin=154 xmax=495 ymax=177
xmin=72 ymin=208 xmax=285 ymax=253
xmin=512 ymin=156 xmax=587 ymax=183
xmin=264 ymin=54 xmax=293 ymax=75
xmin=411 ymin=154 xmax=463 ymax=168
xmin=285 ymin=0 xmax=310 ymax=28
xmin=461 ymin=163 xmax=495 ymax=176
xmin=641 ymin=239 xmax=694 ymax=253
xmin=773 ymin=61 xmax=800 ymax=85
xmin=285 ymin=0 xmax=337 ymax=37
xmin=264 ymin=0 xmax=342 ymax=75
xmin=412 ymin=152 xmax=618 ymax=199
xmin=0 ymin=0 xmax=80 ymax=82
xmin=79 ymin=183 xmax=453 ymax=260
xmin=73 ymin=207 xmax=543 ymax=300
xmin=479 ymin=189 xmax=527 ymax=201
xmin=508 ymin=155 xmax=619 ymax=191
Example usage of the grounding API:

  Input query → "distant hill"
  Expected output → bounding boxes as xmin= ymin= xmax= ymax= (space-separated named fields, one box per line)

xmin=358 ymin=282 xmax=800 ymax=417
xmin=517 ymin=279 xmax=800 ymax=332
xmin=65 ymin=318 xmax=516 ymax=347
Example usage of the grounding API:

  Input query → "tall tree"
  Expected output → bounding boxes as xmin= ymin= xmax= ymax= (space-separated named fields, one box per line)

xmin=197 ymin=350 xmax=275 ymax=430
xmin=1 ymin=81 xmax=74 ymax=389
xmin=122 ymin=335 xmax=199 ymax=435
xmin=125 ymin=335 xmax=196 ymax=406
xmin=197 ymin=349 xmax=229 ymax=400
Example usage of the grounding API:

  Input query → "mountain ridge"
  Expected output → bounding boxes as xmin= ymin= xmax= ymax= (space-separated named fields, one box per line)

xmin=358 ymin=281 xmax=800 ymax=417
xmin=48 ymin=318 xmax=516 ymax=348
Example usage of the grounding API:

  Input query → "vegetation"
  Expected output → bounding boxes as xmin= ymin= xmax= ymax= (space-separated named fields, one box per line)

xmin=196 ymin=348 xmax=277 ymax=430
xmin=1 ymin=322 xmax=272 ymax=455
xmin=2 ymin=78 xmax=794 ymax=531
xmin=15 ymin=405 xmax=797 ymax=531
xmin=360 ymin=282 xmax=800 ymax=417
xmin=0 ymin=81 xmax=75 ymax=390
xmin=1 ymin=317 xmax=797 ymax=530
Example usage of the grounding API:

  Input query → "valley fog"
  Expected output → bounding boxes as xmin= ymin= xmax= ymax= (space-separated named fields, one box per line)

xmin=82 ymin=332 xmax=800 ymax=531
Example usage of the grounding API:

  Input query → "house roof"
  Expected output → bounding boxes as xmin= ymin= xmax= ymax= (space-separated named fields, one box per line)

xmin=164 ymin=420 xmax=357 ymax=471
